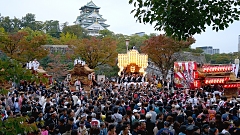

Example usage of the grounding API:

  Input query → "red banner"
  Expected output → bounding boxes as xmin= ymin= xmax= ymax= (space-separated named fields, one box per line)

xmin=174 ymin=61 xmax=197 ymax=89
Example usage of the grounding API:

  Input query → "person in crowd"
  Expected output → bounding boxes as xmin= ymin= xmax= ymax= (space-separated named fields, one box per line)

xmin=108 ymin=124 xmax=117 ymax=135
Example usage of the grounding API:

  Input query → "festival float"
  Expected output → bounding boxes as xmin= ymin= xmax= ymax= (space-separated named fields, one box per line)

xmin=68 ymin=59 xmax=95 ymax=93
xmin=26 ymin=59 xmax=52 ymax=86
xmin=174 ymin=59 xmax=240 ymax=99
xmin=117 ymin=49 xmax=148 ymax=75
xmin=117 ymin=49 xmax=148 ymax=88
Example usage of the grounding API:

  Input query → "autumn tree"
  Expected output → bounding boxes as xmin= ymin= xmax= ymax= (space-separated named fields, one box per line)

xmin=45 ymin=53 xmax=69 ymax=80
xmin=141 ymin=35 xmax=195 ymax=80
xmin=129 ymin=0 xmax=240 ymax=40
xmin=73 ymin=37 xmax=118 ymax=69
xmin=0 ymin=28 xmax=48 ymax=62
xmin=0 ymin=28 xmax=28 ymax=59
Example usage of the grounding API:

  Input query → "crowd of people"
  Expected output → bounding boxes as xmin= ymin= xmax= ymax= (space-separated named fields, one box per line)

xmin=1 ymin=76 xmax=240 ymax=135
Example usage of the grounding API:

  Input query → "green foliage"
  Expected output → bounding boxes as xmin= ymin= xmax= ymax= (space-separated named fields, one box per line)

xmin=60 ymin=32 xmax=77 ymax=44
xmin=44 ymin=20 xmax=61 ymax=38
xmin=62 ymin=24 xmax=89 ymax=39
xmin=182 ymin=47 xmax=204 ymax=53
xmin=0 ymin=116 xmax=39 ymax=135
xmin=0 ymin=58 xmax=47 ymax=85
xmin=129 ymin=0 xmax=240 ymax=40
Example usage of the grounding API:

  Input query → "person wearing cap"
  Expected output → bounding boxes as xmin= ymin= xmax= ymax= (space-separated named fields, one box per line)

xmin=156 ymin=121 xmax=173 ymax=135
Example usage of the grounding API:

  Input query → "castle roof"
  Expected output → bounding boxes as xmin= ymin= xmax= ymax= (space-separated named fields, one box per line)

xmin=80 ymin=1 xmax=100 ymax=10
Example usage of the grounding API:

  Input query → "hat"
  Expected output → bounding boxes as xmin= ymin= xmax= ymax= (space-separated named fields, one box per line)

xmin=137 ymin=103 xmax=142 ymax=107
xmin=133 ymin=109 xmax=139 ymax=113
xmin=222 ymin=114 xmax=229 ymax=121
xmin=202 ymin=124 xmax=209 ymax=129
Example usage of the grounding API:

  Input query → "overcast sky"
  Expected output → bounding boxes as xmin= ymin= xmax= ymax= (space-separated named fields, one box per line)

xmin=0 ymin=0 xmax=239 ymax=53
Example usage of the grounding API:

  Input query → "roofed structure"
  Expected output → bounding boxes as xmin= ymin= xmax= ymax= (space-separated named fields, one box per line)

xmin=75 ymin=1 xmax=110 ymax=36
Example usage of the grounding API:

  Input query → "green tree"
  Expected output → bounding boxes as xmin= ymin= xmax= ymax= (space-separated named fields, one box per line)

xmin=73 ymin=37 xmax=118 ymax=69
xmin=0 ymin=16 xmax=13 ymax=33
xmin=129 ymin=34 xmax=147 ymax=51
xmin=21 ymin=13 xmax=38 ymax=31
xmin=44 ymin=20 xmax=60 ymax=38
xmin=98 ymin=29 xmax=115 ymax=38
xmin=62 ymin=24 xmax=89 ymax=39
xmin=129 ymin=0 xmax=240 ymax=40
xmin=60 ymin=32 xmax=77 ymax=44
xmin=115 ymin=34 xmax=129 ymax=53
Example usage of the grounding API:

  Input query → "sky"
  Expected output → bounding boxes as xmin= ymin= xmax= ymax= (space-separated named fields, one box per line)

xmin=0 ymin=0 xmax=239 ymax=53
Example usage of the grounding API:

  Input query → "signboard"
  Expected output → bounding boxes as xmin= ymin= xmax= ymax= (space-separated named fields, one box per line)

xmin=174 ymin=61 xmax=197 ymax=89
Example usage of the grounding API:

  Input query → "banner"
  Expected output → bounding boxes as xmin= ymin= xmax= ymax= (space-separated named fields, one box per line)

xmin=174 ymin=61 xmax=196 ymax=89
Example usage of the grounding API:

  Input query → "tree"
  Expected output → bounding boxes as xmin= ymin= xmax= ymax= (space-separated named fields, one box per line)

xmin=141 ymin=34 xmax=195 ymax=80
xmin=45 ymin=53 xmax=69 ymax=80
xmin=0 ymin=16 xmax=13 ymax=33
xmin=43 ymin=20 xmax=60 ymax=38
xmin=73 ymin=37 xmax=118 ymax=69
xmin=62 ymin=24 xmax=89 ymax=39
xmin=21 ymin=13 xmax=37 ymax=30
xmin=60 ymin=32 xmax=77 ymax=44
xmin=0 ymin=59 xmax=43 ymax=135
xmin=129 ymin=0 xmax=240 ymax=40
xmin=0 ymin=28 xmax=48 ymax=62
xmin=129 ymin=34 xmax=147 ymax=51
xmin=98 ymin=29 xmax=115 ymax=38
xmin=0 ymin=29 xmax=28 ymax=59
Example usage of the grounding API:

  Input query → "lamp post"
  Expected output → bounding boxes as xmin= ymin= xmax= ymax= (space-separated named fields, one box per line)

xmin=125 ymin=39 xmax=129 ymax=53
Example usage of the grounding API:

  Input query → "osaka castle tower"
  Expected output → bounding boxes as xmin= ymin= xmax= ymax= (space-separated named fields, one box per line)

xmin=75 ymin=1 xmax=110 ymax=36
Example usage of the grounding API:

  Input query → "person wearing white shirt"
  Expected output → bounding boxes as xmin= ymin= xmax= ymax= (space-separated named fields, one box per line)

xmin=32 ymin=59 xmax=40 ymax=71
xmin=72 ymin=93 xmax=79 ymax=106
xmin=74 ymin=79 xmax=81 ymax=91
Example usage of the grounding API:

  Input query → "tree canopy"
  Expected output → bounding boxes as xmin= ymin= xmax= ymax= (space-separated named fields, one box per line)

xmin=0 ymin=28 xmax=48 ymax=62
xmin=129 ymin=0 xmax=240 ymax=40
xmin=141 ymin=34 xmax=195 ymax=79
xmin=72 ymin=37 xmax=118 ymax=69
